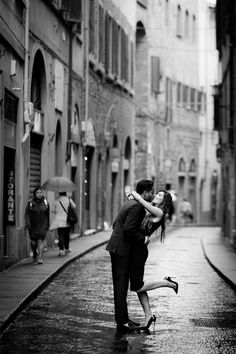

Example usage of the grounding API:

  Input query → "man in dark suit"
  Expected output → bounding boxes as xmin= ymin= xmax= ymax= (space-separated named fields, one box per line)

xmin=106 ymin=179 xmax=154 ymax=332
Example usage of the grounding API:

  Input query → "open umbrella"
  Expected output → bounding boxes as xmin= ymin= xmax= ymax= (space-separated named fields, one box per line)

xmin=42 ymin=176 xmax=76 ymax=193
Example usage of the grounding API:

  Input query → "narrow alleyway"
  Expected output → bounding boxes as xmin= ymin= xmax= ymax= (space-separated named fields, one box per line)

xmin=0 ymin=227 xmax=235 ymax=353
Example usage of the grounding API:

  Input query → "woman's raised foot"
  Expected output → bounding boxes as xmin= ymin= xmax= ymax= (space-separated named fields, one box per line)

xmin=164 ymin=276 xmax=178 ymax=294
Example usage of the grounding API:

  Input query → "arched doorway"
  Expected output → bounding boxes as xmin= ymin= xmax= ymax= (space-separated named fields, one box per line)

xmin=188 ymin=158 xmax=196 ymax=222
xmin=84 ymin=120 xmax=96 ymax=231
xmin=84 ymin=146 xmax=95 ymax=230
xmin=97 ymin=154 xmax=103 ymax=229
xmin=104 ymin=148 xmax=112 ymax=228
xmin=30 ymin=50 xmax=46 ymax=196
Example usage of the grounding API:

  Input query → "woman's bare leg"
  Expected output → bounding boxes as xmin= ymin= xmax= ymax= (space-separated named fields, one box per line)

xmin=137 ymin=291 xmax=152 ymax=325
xmin=137 ymin=279 xmax=176 ymax=292
xmin=136 ymin=280 xmax=177 ymax=326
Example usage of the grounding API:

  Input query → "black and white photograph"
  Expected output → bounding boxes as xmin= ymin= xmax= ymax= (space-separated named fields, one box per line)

xmin=0 ymin=0 xmax=235 ymax=353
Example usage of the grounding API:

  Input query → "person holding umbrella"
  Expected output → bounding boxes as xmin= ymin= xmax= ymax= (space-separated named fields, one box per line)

xmin=50 ymin=191 xmax=76 ymax=256
xmin=42 ymin=176 xmax=77 ymax=256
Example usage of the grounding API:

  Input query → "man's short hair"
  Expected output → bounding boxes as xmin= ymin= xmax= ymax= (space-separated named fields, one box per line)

xmin=136 ymin=179 xmax=153 ymax=194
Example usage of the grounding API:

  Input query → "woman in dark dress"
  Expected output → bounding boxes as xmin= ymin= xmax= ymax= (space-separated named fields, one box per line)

xmin=129 ymin=190 xmax=178 ymax=330
xmin=25 ymin=187 xmax=50 ymax=264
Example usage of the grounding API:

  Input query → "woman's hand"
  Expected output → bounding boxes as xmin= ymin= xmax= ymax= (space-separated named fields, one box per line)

xmin=131 ymin=191 xmax=163 ymax=219
xmin=131 ymin=191 xmax=142 ymax=202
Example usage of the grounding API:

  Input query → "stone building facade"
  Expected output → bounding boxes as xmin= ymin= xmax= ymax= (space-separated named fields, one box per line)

xmin=0 ymin=0 xmax=136 ymax=270
xmin=83 ymin=0 xmax=136 ymax=231
xmin=135 ymin=0 xmax=220 ymax=223
xmin=215 ymin=0 xmax=236 ymax=248
xmin=198 ymin=0 xmax=221 ymax=225
xmin=0 ymin=0 xmax=84 ymax=269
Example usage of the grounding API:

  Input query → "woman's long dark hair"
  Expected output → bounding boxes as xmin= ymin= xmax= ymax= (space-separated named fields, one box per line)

xmin=141 ymin=189 xmax=173 ymax=243
xmin=33 ymin=186 xmax=43 ymax=198
xmin=156 ymin=190 xmax=173 ymax=243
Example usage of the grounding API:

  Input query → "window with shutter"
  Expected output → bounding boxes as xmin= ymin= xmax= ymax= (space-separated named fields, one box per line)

xmin=55 ymin=60 xmax=64 ymax=112
xmin=4 ymin=90 xmax=18 ymax=123
xmin=191 ymin=88 xmax=195 ymax=111
xmin=165 ymin=78 xmax=173 ymax=122
xmin=105 ymin=13 xmax=111 ymax=73
xmin=130 ymin=42 xmax=134 ymax=88
xmin=69 ymin=0 xmax=81 ymax=23
xmin=98 ymin=5 xmax=104 ymax=64
xmin=165 ymin=0 xmax=169 ymax=26
xmin=89 ymin=0 xmax=95 ymax=55
xmin=177 ymin=82 xmax=182 ymax=105
xmin=112 ymin=20 xmax=118 ymax=75
xmin=192 ymin=15 xmax=196 ymax=42
xmin=177 ymin=5 xmax=182 ymax=38
xmin=183 ymin=85 xmax=188 ymax=107
xmin=151 ymin=56 xmax=160 ymax=94
xmin=185 ymin=10 xmax=189 ymax=39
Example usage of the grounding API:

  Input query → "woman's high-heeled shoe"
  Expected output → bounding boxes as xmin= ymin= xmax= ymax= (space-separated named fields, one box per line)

xmin=164 ymin=276 xmax=179 ymax=294
xmin=139 ymin=315 xmax=156 ymax=331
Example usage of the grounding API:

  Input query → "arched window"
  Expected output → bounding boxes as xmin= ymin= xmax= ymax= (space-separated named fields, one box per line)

xmin=179 ymin=158 xmax=186 ymax=172
xmin=177 ymin=5 xmax=182 ymax=37
xmin=165 ymin=0 xmax=169 ymax=26
xmin=113 ymin=135 xmax=118 ymax=148
xmin=192 ymin=15 xmax=196 ymax=42
xmin=185 ymin=10 xmax=189 ymax=39
xmin=136 ymin=21 xmax=146 ymax=39
xmin=71 ymin=104 xmax=80 ymax=137
xmin=177 ymin=82 xmax=182 ymax=104
xmin=31 ymin=50 xmax=46 ymax=110
xmin=189 ymin=159 xmax=196 ymax=172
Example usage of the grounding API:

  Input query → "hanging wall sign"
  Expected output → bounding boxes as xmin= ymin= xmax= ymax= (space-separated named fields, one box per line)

xmin=7 ymin=169 xmax=15 ymax=224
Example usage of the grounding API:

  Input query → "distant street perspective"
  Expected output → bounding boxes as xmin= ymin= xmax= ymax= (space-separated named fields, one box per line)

xmin=1 ymin=226 xmax=235 ymax=354
xmin=1 ymin=0 xmax=236 ymax=353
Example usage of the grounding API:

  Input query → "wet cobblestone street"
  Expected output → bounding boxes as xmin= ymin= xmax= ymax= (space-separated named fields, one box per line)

xmin=0 ymin=227 xmax=236 ymax=353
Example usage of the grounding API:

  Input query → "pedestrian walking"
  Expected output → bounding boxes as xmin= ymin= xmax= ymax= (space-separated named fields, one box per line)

xmin=50 ymin=192 xmax=76 ymax=256
xmin=179 ymin=198 xmax=193 ymax=225
xmin=106 ymin=179 xmax=154 ymax=333
xmin=130 ymin=190 xmax=178 ymax=330
xmin=25 ymin=187 xmax=50 ymax=264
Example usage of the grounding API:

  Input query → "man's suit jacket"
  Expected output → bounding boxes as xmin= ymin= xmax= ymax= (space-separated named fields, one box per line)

xmin=106 ymin=200 xmax=146 ymax=256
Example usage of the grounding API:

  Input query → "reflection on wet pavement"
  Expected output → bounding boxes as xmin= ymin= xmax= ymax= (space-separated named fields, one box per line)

xmin=0 ymin=227 xmax=236 ymax=353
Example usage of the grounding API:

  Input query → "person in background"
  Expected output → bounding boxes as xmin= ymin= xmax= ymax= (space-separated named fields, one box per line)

xmin=179 ymin=198 xmax=193 ymax=225
xmin=50 ymin=192 xmax=76 ymax=256
xmin=25 ymin=187 xmax=50 ymax=264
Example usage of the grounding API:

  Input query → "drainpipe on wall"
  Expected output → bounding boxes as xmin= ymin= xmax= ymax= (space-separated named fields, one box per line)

xmin=230 ymin=30 xmax=236 ymax=247
xmin=66 ymin=25 xmax=73 ymax=162
xmin=21 ymin=0 xmax=31 ymax=144
xmin=79 ymin=0 xmax=89 ymax=236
